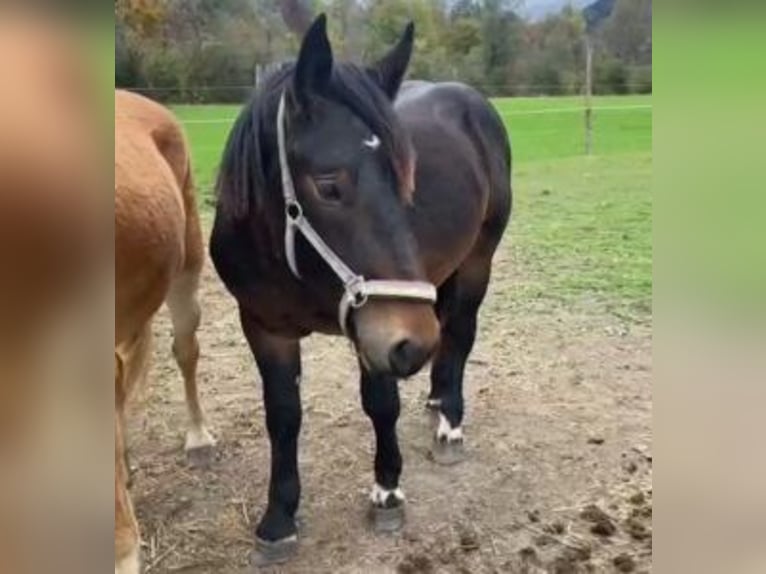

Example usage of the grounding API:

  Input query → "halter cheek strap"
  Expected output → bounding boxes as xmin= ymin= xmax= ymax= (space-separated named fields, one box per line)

xmin=276 ymin=93 xmax=437 ymax=336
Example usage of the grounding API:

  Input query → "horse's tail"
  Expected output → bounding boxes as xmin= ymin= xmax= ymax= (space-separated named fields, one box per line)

xmin=177 ymin=152 xmax=204 ymax=276
xmin=145 ymin=99 xmax=204 ymax=277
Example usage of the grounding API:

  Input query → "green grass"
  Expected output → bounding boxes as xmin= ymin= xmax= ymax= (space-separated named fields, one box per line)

xmin=176 ymin=95 xmax=651 ymax=318
xmin=493 ymin=95 xmax=652 ymax=162
xmin=508 ymin=152 xmax=652 ymax=318
xmin=173 ymin=94 xmax=652 ymax=198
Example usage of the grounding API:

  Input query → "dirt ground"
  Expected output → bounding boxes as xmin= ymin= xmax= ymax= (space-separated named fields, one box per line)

xmin=127 ymin=232 xmax=652 ymax=573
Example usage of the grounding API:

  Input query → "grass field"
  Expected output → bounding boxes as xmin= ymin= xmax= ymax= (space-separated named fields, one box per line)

xmin=175 ymin=94 xmax=651 ymax=318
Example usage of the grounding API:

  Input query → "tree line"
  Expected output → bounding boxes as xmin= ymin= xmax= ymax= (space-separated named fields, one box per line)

xmin=115 ymin=0 xmax=651 ymax=103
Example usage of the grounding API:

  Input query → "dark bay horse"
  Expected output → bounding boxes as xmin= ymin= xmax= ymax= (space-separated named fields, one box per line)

xmin=211 ymin=14 xmax=511 ymax=564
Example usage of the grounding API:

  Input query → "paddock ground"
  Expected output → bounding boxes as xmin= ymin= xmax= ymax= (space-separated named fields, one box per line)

xmin=126 ymin=96 xmax=652 ymax=573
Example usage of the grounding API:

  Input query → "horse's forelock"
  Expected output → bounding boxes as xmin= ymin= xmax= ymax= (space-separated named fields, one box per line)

xmin=329 ymin=64 xmax=416 ymax=202
xmin=216 ymin=61 xmax=415 ymax=222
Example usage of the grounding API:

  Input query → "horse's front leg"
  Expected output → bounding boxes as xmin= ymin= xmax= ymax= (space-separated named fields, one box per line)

xmin=360 ymin=365 xmax=405 ymax=532
xmin=428 ymin=253 xmax=492 ymax=465
xmin=240 ymin=308 xmax=302 ymax=565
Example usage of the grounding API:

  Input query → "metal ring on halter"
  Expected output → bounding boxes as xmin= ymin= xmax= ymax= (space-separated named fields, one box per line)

xmin=286 ymin=200 xmax=302 ymax=222
xmin=349 ymin=289 xmax=368 ymax=309
xmin=345 ymin=276 xmax=368 ymax=309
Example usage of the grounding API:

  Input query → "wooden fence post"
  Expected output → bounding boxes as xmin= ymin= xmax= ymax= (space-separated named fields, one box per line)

xmin=584 ymin=33 xmax=594 ymax=156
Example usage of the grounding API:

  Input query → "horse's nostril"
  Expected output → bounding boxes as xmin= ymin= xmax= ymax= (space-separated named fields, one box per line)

xmin=389 ymin=339 xmax=428 ymax=378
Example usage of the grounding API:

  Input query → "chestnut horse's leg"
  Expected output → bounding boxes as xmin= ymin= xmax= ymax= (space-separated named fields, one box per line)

xmin=359 ymin=365 xmax=404 ymax=532
xmin=167 ymin=272 xmax=215 ymax=466
xmin=429 ymin=251 xmax=493 ymax=465
xmin=239 ymin=308 xmax=302 ymax=565
xmin=115 ymin=413 xmax=140 ymax=574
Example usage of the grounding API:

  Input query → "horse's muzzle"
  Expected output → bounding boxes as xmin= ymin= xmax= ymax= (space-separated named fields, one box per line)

xmin=388 ymin=338 xmax=433 ymax=378
xmin=352 ymin=300 xmax=439 ymax=378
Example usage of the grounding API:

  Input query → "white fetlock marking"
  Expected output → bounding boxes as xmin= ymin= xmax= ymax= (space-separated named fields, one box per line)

xmin=437 ymin=413 xmax=463 ymax=442
xmin=370 ymin=483 xmax=405 ymax=506
xmin=257 ymin=533 xmax=298 ymax=545
xmin=115 ymin=546 xmax=140 ymax=574
xmin=426 ymin=398 xmax=442 ymax=408
xmin=185 ymin=425 xmax=216 ymax=451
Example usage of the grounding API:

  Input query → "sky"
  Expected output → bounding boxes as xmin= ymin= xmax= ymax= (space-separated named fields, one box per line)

xmin=518 ymin=0 xmax=593 ymax=21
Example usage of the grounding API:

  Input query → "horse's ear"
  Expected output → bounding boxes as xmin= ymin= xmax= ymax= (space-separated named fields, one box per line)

xmin=369 ymin=22 xmax=414 ymax=99
xmin=292 ymin=14 xmax=333 ymax=108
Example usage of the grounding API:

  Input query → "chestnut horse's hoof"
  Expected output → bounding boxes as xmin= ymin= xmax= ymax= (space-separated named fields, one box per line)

xmin=185 ymin=444 xmax=215 ymax=469
xmin=252 ymin=535 xmax=298 ymax=567
xmin=370 ymin=503 xmax=405 ymax=532
xmin=430 ymin=437 xmax=466 ymax=466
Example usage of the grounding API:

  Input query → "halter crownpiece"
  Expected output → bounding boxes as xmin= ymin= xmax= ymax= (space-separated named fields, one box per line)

xmin=276 ymin=92 xmax=437 ymax=336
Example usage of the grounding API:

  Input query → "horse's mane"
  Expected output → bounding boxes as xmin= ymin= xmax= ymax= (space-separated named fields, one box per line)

xmin=215 ymin=61 xmax=415 ymax=222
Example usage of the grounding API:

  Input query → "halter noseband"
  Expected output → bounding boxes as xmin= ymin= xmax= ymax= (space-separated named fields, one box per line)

xmin=276 ymin=93 xmax=437 ymax=336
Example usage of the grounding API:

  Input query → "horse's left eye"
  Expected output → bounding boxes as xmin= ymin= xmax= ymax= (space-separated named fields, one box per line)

xmin=317 ymin=181 xmax=342 ymax=202
xmin=313 ymin=174 xmax=343 ymax=203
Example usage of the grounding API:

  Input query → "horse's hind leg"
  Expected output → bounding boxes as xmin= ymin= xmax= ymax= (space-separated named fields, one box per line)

xmin=428 ymin=251 xmax=492 ymax=465
xmin=166 ymin=271 xmax=215 ymax=466
xmin=117 ymin=324 xmax=154 ymax=486
xmin=115 ymin=418 xmax=140 ymax=574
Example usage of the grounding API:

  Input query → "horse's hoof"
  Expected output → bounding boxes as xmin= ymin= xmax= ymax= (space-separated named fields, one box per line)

xmin=430 ymin=437 xmax=466 ymax=466
xmin=252 ymin=535 xmax=298 ymax=567
xmin=370 ymin=503 xmax=405 ymax=533
xmin=185 ymin=444 xmax=215 ymax=469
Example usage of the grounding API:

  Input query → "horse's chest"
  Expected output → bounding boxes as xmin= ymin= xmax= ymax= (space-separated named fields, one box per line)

xmin=239 ymin=279 xmax=340 ymax=338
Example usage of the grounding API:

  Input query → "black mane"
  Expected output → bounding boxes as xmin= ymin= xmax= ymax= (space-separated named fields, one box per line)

xmin=216 ymin=61 xmax=415 ymax=221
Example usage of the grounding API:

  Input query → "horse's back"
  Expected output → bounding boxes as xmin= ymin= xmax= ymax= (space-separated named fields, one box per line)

xmin=394 ymin=81 xmax=512 ymax=282
xmin=115 ymin=91 xmax=200 ymax=346
xmin=397 ymin=80 xmax=511 ymax=185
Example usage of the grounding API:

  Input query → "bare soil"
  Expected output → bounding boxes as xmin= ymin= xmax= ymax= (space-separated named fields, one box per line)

xmin=127 ymin=239 xmax=652 ymax=573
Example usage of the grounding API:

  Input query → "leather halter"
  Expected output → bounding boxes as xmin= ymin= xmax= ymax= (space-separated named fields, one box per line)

xmin=276 ymin=93 xmax=437 ymax=336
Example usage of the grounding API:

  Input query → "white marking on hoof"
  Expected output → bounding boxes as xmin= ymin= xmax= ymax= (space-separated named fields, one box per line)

xmin=115 ymin=546 xmax=140 ymax=574
xmin=362 ymin=134 xmax=381 ymax=149
xmin=255 ymin=533 xmax=298 ymax=546
xmin=185 ymin=425 xmax=216 ymax=451
xmin=436 ymin=413 xmax=463 ymax=442
xmin=370 ymin=483 xmax=405 ymax=506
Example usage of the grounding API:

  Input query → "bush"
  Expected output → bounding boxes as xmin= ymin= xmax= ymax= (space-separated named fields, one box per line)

xmin=116 ymin=24 xmax=142 ymax=87
xmin=187 ymin=44 xmax=254 ymax=103
xmin=529 ymin=62 xmax=563 ymax=96
xmin=629 ymin=66 xmax=652 ymax=94
xmin=594 ymin=59 xmax=629 ymax=95
xmin=140 ymin=48 xmax=186 ymax=96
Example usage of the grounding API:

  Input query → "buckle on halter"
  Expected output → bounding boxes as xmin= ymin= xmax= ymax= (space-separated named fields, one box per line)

xmin=285 ymin=200 xmax=302 ymax=222
xmin=346 ymin=276 xmax=368 ymax=309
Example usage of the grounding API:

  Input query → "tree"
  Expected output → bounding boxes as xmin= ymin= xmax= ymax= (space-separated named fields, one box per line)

xmin=599 ymin=0 xmax=652 ymax=66
xmin=114 ymin=0 xmax=651 ymax=101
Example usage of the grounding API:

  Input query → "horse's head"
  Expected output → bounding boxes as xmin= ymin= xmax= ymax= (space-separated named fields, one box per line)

xmin=281 ymin=15 xmax=439 ymax=377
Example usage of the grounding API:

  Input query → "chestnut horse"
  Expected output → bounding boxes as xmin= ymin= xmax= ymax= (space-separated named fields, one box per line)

xmin=211 ymin=15 xmax=511 ymax=564
xmin=115 ymin=90 xmax=215 ymax=574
